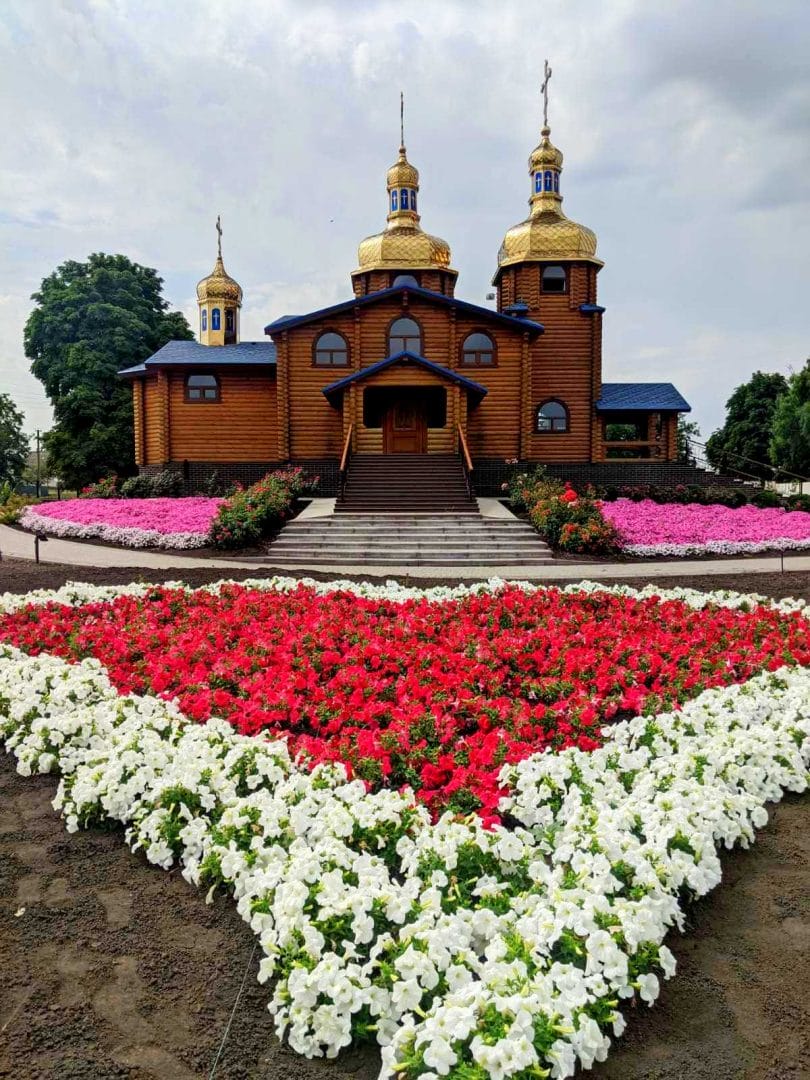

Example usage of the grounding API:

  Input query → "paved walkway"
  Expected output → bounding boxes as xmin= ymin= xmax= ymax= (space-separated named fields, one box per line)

xmin=2 ymin=523 xmax=809 ymax=581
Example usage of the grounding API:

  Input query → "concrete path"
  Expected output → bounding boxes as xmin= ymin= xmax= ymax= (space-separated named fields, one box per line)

xmin=2 ymin=523 xmax=809 ymax=581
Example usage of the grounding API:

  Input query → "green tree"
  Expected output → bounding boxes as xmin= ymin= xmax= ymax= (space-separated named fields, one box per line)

xmin=770 ymin=360 xmax=810 ymax=478
xmin=24 ymin=253 xmax=193 ymax=488
xmin=676 ymin=417 xmax=701 ymax=465
xmin=0 ymin=393 xmax=29 ymax=487
xmin=705 ymin=370 xmax=788 ymax=480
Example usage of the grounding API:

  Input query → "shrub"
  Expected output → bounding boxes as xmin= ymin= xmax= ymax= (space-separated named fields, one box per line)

xmin=0 ymin=493 xmax=39 ymax=525
xmin=119 ymin=473 xmax=155 ymax=498
xmin=786 ymin=493 xmax=810 ymax=512
xmin=195 ymin=471 xmax=238 ymax=498
xmin=523 ymin=478 xmax=621 ymax=555
xmin=119 ymin=470 xmax=184 ymax=498
xmin=209 ymin=468 xmax=318 ymax=550
xmin=750 ymin=488 xmax=784 ymax=509
xmin=506 ymin=466 xmax=548 ymax=512
xmin=79 ymin=475 xmax=118 ymax=499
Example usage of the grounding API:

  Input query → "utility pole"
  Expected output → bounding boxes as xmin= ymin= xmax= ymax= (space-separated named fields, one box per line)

xmin=35 ymin=429 xmax=41 ymax=498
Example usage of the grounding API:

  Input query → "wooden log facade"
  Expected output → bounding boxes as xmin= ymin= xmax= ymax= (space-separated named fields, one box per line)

xmin=123 ymin=110 xmax=691 ymax=483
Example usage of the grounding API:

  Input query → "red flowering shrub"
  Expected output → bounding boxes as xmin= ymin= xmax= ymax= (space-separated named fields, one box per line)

xmin=2 ymin=584 xmax=807 ymax=823
xmin=209 ymin=468 xmax=318 ymax=549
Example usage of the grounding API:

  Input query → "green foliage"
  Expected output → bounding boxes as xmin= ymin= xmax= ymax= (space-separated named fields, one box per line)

xmin=598 ymin=482 xmax=749 ymax=508
xmin=0 ymin=492 xmax=38 ymax=525
xmin=770 ymin=360 xmax=810 ymax=479
xmin=785 ymin=493 xmax=810 ymax=512
xmin=78 ymin=474 xmax=119 ymax=499
xmin=24 ymin=253 xmax=193 ymax=489
xmin=209 ymin=468 xmax=318 ymax=550
xmin=749 ymin=488 xmax=783 ymax=509
xmin=119 ymin=469 xmax=183 ymax=498
xmin=604 ymin=422 xmax=640 ymax=442
xmin=0 ymin=393 xmax=29 ymax=488
xmin=505 ymin=466 xmax=547 ymax=512
xmin=676 ymin=417 xmax=701 ymax=465
xmin=705 ymin=370 xmax=788 ymax=479
xmin=521 ymin=476 xmax=621 ymax=555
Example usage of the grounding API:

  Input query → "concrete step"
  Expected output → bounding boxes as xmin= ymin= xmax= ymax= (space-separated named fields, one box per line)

xmin=266 ymin=555 xmax=557 ymax=566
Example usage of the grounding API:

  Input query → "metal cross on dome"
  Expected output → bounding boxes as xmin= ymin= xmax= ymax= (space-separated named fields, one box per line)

xmin=541 ymin=59 xmax=552 ymax=128
xmin=216 ymin=214 xmax=222 ymax=259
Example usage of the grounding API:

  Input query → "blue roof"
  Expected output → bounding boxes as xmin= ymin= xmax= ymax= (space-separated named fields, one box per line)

xmin=119 ymin=340 xmax=277 ymax=376
xmin=322 ymin=351 xmax=488 ymax=400
xmin=265 ymin=284 xmax=544 ymax=336
xmin=596 ymin=382 xmax=691 ymax=412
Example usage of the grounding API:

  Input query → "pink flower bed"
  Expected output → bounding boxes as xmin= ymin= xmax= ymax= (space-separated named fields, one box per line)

xmin=19 ymin=498 xmax=224 ymax=549
xmin=602 ymin=498 xmax=810 ymax=556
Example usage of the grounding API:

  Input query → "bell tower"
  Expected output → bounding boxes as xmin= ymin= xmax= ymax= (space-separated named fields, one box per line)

xmin=196 ymin=215 xmax=243 ymax=346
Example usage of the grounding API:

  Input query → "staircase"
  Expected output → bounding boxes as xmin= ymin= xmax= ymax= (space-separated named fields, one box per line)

xmin=338 ymin=454 xmax=476 ymax=514
xmin=266 ymin=513 xmax=555 ymax=567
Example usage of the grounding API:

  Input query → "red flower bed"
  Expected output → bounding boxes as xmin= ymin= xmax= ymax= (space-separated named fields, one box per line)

xmin=2 ymin=584 xmax=808 ymax=821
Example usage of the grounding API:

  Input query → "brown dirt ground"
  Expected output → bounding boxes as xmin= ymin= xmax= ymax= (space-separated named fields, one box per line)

xmin=1 ymin=562 xmax=809 ymax=1079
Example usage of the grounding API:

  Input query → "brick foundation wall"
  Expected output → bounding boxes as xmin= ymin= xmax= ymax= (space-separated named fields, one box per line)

xmin=470 ymin=460 xmax=756 ymax=496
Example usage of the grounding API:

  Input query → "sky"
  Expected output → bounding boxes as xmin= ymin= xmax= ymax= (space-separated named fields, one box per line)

xmin=1 ymin=0 xmax=808 ymax=443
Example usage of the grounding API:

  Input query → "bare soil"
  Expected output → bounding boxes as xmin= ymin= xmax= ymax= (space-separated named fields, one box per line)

xmin=1 ymin=562 xmax=808 ymax=1078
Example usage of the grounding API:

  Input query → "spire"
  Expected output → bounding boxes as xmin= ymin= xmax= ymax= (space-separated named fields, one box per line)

xmin=385 ymin=93 xmax=420 ymax=226
xmin=216 ymin=213 xmax=223 ymax=260
xmin=540 ymin=59 xmax=552 ymax=130
xmin=400 ymin=90 xmax=405 ymax=153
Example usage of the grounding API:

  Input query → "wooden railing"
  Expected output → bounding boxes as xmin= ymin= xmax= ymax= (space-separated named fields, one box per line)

xmin=457 ymin=423 xmax=474 ymax=500
xmin=338 ymin=423 xmax=353 ymax=501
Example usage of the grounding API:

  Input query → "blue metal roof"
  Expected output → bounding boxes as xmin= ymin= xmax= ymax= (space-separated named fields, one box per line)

xmin=265 ymin=284 xmax=544 ymax=336
xmin=322 ymin=351 xmax=489 ymax=400
xmin=596 ymin=382 xmax=691 ymax=412
xmin=118 ymin=340 xmax=277 ymax=376
xmin=580 ymin=303 xmax=606 ymax=314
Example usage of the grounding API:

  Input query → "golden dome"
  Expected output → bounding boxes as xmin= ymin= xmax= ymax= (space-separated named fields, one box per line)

xmin=196 ymin=253 xmax=243 ymax=304
xmin=354 ymin=142 xmax=456 ymax=276
xmin=496 ymin=124 xmax=601 ymax=271
xmin=387 ymin=148 xmax=419 ymax=189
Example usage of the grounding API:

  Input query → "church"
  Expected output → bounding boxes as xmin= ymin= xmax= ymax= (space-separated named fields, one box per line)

xmin=121 ymin=81 xmax=690 ymax=498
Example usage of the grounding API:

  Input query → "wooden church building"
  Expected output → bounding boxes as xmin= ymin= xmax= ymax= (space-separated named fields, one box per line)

xmin=122 ymin=90 xmax=690 ymax=496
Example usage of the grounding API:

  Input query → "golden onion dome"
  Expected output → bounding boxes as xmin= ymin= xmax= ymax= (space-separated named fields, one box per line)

xmin=354 ymin=142 xmax=456 ymax=276
xmin=496 ymin=123 xmax=601 ymax=272
xmin=196 ymin=253 xmax=243 ymax=304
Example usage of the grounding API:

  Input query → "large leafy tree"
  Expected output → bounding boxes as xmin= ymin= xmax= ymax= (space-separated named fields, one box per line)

xmin=676 ymin=417 xmax=700 ymax=465
xmin=770 ymin=360 xmax=810 ymax=478
xmin=705 ymin=370 xmax=788 ymax=480
xmin=25 ymin=253 xmax=193 ymax=488
xmin=0 ymin=393 xmax=29 ymax=488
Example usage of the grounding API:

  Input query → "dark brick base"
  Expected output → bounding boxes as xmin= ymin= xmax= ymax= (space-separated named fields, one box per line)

xmin=141 ymin=458 xmax=756 ymax=498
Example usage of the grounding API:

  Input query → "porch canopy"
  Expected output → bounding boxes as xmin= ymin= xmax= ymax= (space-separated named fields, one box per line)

xmin=321 ymin=350 xmax=488 ymax=405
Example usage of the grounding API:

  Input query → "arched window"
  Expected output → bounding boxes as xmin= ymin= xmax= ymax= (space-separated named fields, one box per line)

xmin=535 ymin=172 xmax=543 ymax=193
xmin=461 ymin=331 xmax=495 ymax=366
xmin=541 ymin=265 xmax=567 ymax=293
xmin=553 ymin=172 xmax=560 ymax=193
xmin=400 ymin=189 xmax=409 ymax=210
xmin=211 ymin=308 xmax=221 ymax=331
xmin=544 ymin=170 xmax=553 ymax=192
xmin=186 ymin=373 xmax=219 ymax=402
xmin=392 ymin=273 xmax=419 ymax=288
xmin=536 ymin=399 xmax=569 ymax=433
xmin=201 ymin=309 xmax=207 ymax=332
xmin=391 ymin=190 xmax=398 ymax=211
xmin=225 ymin=309 xmax=235 ymax=333
xmin=314 ymin=331 xmax=349 ymax=366
xmin=388 ymin=317 xmax=421 ymax=355
xmin=411 ymin=190 xmax=417 ymax=212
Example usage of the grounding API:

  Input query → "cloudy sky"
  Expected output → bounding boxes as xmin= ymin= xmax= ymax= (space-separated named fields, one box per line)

xmin=1 ymin=0 xmax=808 ymax=442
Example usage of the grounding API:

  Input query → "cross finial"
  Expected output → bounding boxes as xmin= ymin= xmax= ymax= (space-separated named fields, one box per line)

xmin=400 ymin=91 xmax=405 ymax=152
xmin=540 ymin=59 xmax=552 ymax=129
xmin=215 ymin=214 xmax=222 ymax=259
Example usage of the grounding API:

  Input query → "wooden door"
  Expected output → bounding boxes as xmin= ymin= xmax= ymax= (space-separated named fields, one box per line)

xmin=384 ymin=396 xmax=426 ymax=453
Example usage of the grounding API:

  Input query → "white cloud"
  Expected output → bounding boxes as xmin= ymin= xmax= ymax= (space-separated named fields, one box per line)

xmin=0 ymin=0 xmax=808 ymax=438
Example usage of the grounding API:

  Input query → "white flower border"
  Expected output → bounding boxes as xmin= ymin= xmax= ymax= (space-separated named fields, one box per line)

xmin=622 ymin=537 xmax=810 ymax=557
xmin=1 ymin=578 xmax=809 ymax=1080
xmin=18 ymin=505 xmax=210 ymax=550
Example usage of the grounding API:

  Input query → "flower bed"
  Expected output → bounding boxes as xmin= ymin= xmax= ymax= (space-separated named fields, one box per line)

xmin=602 ymin=498 xmax=810 ymax=556
xmin=1 ymin=578 xmax=808 ymax=1079
xmin=18 ymin=497 xmax=224 ymax=549
xmin=2 ymin=582 xmax=808 ymax=821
